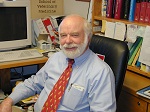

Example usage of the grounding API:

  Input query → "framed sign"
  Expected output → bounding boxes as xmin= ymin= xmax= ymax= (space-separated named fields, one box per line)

xmin=30 ymin=0 xmax=64 ymax=19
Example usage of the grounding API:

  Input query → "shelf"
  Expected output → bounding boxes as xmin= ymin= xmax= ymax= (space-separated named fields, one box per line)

xmin=127 ymin=66 xmax=150 ymax=78
xmin=94 ymin=16 xmax=150 ymax=27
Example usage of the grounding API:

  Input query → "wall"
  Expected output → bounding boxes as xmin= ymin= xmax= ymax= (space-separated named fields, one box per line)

xmin=64 ymin=0 xmax=90 ymax=19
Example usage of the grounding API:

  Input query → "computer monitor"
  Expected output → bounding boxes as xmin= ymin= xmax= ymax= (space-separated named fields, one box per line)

xmin=0 ymin=0 xmax=31 ymax=51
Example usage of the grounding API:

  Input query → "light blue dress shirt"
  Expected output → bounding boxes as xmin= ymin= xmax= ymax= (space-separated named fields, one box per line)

xmin=9 ymin=48 xmax=116 ymax=112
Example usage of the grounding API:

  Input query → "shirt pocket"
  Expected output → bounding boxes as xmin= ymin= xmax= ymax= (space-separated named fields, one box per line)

xmin=61 ymin=84 xmax=84 ymax=110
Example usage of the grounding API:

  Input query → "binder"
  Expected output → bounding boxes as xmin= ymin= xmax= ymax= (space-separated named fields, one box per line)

xmin=35 ymin=18 xmax=48 ymax=35
xmin=114 ymin=0 xmax=123 ymax=19
xmin=128 ymin=37 xmax=143 ymax=65
xmin=101 ymin=0 xmax=107 ymax=17
xmin=106 ymin=0 xmax=114 ymax=18
xmin=131 ymin=46 xmax=141 ymax=66
xmin=144 ymin=0 xmax=150 ymax=23
xmin=134 ymin=0 xmax=141 ymax=21
xmin=42 ymin=18 xmax=55 ymax=42
xmin=139 ymin=0 xmax=147 ymax=22
xmin=122 ymin=0 xmax=131 ymax=20
xmin=129 ymin=0 xmax=136 ymax=21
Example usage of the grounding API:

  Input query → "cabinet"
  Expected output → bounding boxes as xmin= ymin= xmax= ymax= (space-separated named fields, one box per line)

xmin=117 ymin=69 xmax=150 ymax=112
xmin=92 ymin=0 xmax=150 ymax=111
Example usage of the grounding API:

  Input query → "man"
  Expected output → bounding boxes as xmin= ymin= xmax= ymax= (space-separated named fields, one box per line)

xmin=0 ymin=14 xmax=116 ymax=112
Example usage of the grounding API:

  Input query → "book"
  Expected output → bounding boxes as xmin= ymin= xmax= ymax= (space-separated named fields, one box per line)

xmin=106 ymin=0 xmax=114 ymax=18
xmin=136 ymin=85 xmax=150 ymax=99
xmin=140 ymin=63 xmax=147 ymax=72
xmin=144 ymin=0 xmax=150 ymax=23
xmin=35 ymin=18 xmax=48 ymax=35
xmin=134 ymin=0 xmax=141 ymax=21
xmin=131 ymin=46 xmax=141 ymax=66
xmin=42 ymin=17 xmax=56 ymax=42
xmin=128 ymin=37 xmax=143 ymax=65
xmin=112 ymin=0 xmax=116 ymax=18
xmin=129 ymin=0 xmax=136 ymax=21
xmin=129 ymin=37 xmax=142 ymax=58
xmin=139 ymin=0 xmax=147 ymax=22
xmin=101 ymin=0 xmax=107 ymax=17
xmin=114 ymin=0 xmax=123 ymax=19
xmin=48 ymin=16 xmax=59 ymax=30
xmin=122 ymin=0 xmax=131 ymax=19
xmin=135 ymin=58 xmax=141 ymax=67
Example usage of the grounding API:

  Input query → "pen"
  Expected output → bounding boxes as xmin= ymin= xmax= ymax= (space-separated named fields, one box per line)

xmin=68 ymin=83 xmax=73 ymax=92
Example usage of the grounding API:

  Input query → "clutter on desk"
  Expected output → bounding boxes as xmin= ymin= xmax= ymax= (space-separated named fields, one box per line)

xmin=0 ymin=89 xmax=7 ymax=103
xmin=32 ymin=15 xmax=64 ymax=57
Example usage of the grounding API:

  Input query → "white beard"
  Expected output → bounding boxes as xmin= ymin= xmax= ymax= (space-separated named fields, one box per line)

xmin=60 ymin=37 xmax=88 ymax=59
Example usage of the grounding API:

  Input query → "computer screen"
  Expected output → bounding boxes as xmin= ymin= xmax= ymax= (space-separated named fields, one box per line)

xmin=0 ymin=0 xmax=31 ymax=51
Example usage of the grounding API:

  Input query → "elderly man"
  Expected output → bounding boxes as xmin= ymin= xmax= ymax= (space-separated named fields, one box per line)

xmin=0 ymin=14 xmax=116 ymax=112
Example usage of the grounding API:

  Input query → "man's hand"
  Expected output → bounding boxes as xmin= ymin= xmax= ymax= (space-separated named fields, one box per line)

xmin=0 ymin=97 xmax=13 ymax=112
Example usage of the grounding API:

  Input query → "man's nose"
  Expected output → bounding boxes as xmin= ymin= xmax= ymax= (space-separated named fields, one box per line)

xmin=65 ymin=35 xmax=72 ymax=43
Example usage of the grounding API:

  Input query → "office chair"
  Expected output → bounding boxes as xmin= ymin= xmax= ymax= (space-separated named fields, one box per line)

xmin=89 ymin=35 xmax=129 ymax=101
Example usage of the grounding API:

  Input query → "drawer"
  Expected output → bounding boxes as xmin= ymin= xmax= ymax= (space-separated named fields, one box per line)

xmin=148 ymin=104 xmax=150 ymax=112
xmin=117 ymin=90 xmax=147 ymax=112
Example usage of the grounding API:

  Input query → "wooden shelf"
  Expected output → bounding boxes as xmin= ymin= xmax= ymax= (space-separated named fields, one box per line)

xmin=94 ymin=16 xmax=150 ymax=27
xmin=127 ymin=66 xmax=150 ymax=78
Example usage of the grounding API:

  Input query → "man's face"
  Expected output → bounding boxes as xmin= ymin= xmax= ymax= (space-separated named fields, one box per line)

xmin=59 ymin=17 xmax=89 ymax=59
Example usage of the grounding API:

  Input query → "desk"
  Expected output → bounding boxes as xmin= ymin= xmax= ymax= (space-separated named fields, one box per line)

xmin=0 ymin=56 xmax=48 ymax=91
xmin=117 ymin=70 xmax=150 ymax=112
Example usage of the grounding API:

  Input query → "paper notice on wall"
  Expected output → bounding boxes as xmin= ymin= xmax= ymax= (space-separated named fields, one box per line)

xmin=139 ymin=26 xmax=150 ymax=66
xmin=105 ymin=21 xmax=115 ymax=38
xmin=113 ymin=22 xmax=126 ymax=41
xmin=126 ymin=24 xmax=138 ymax=43
xmin=30 ymin=0 xmax=64 ymax=19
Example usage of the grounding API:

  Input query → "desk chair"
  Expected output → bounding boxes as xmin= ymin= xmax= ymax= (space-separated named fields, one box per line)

xmin=89 ymin=35 xmax=129 ymax=101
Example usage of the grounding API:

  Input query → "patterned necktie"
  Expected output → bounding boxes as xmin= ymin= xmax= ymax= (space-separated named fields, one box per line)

xmin=42 ymin=59 xmax=74 ymax=112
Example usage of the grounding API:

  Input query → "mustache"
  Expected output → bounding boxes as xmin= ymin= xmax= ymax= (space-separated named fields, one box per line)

xmin=62 ymin=44 xmax=78 ymax=48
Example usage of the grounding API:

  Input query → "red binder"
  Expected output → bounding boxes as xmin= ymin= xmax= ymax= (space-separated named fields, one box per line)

xmin=106 ymin=0 xmax=114 ymax=18
xmin=42 ymin=18 xmax=55 ymax=42
xmin=114 ymin=0 xmax=123 ymax=19
xmin=134 ymin=0 xmax=141 ymax=22
xmin=144 ymin=1 xmax=150 ymax=23
xmin=139 ymin=0 xmax=147 ymax=22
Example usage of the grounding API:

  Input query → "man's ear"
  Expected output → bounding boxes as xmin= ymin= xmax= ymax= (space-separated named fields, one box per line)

xmin=88 ymin=35 xmax=92 ymax=45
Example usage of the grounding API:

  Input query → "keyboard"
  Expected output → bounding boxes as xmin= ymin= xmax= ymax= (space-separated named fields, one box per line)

xmin=0 ymin=49 xmax=43 ymax=62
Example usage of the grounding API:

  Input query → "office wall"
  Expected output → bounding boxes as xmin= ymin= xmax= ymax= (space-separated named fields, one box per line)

xmin=64 ymin=0 xmax=90 ymax=19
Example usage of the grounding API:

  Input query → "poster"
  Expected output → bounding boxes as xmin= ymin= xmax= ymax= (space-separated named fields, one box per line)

xmin=30 ymin=0 xmax=64 ymax=19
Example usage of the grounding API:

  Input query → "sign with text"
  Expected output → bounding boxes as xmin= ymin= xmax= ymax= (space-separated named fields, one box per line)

xmin=30 ymin=0 xmax=64 ymax=19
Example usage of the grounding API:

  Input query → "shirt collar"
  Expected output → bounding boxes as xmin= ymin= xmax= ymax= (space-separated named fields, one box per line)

xmin=66 ymin=48 xmax=91 ymax=67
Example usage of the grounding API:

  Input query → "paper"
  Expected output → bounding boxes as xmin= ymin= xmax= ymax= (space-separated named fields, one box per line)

xmin=114 ymin=22 xmax=126 ymax=41
xmin=105 ymin=21 xmax=116 ymax=38
xmin=139 ymin=26 xmax=150 ymax=66
xmin=135 ymin=26 xmax=146 ymax=37
xmin=87 ymin=0 xmax=93 ymax=23
xmin=101 ymin=20 xmax=106 ymax=33
xmin=126 ymin=24 xmax=138 ymax=43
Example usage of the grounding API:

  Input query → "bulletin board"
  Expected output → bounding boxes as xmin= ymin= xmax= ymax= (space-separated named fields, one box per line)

xmin=30 ymin=0 xmax=64 ymax=19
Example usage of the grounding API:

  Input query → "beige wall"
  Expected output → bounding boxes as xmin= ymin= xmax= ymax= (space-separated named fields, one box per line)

xmin=64 ymin=0 xmax=90 ymax=19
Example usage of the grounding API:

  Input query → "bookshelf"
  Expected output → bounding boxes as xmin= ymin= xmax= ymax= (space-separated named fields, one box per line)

xmin=92 ymin=0 xmax=150 ymax=34
xmin=92 ymin=0 xmax=150 ymax=112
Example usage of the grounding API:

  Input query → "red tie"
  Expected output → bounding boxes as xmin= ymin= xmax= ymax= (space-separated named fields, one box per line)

xmin=42 ymin=59 xmax=74 ymax=112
